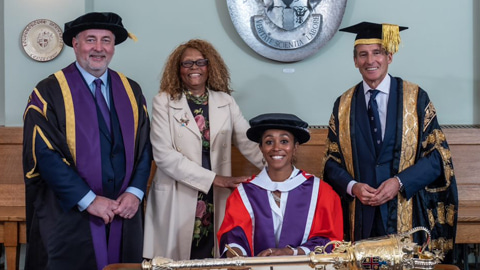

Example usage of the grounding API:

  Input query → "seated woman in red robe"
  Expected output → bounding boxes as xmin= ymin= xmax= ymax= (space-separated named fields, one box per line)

xmin=217 ymin=113 xmax=343 ymax=257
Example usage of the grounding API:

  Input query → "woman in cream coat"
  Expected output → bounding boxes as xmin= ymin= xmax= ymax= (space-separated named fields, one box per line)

xmin=143 ymin=39 xmax=263 ymax=260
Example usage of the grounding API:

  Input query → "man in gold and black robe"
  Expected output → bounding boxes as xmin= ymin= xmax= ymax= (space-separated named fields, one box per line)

xmin=321 ymin=22 xmax=458 ymax=262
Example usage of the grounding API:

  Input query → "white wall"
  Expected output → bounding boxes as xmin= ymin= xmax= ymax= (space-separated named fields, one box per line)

xmin=0 ymin=0 xmax=4 ymax=125
xmin=3 ymin=0 xmax=85 ymax=126
xmin=1 ymin=0 xmax=478 ymax=126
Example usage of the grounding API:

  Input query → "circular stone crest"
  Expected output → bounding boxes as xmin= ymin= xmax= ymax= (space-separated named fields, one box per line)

xmin=21 ymin=19 xmax=64 ymax=62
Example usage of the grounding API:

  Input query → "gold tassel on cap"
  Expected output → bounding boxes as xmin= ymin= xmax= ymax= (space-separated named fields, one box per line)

xmin=128 ymin=32 xmax=138 ymax=42
xmin=382 ymin=24 xmax=401 ymax=54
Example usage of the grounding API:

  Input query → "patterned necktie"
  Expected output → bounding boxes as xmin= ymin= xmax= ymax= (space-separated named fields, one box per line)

xmin=94 ymin=79 xmax=111 ymax=132
xmin=368 ymin=89 xmax=382 ymax=155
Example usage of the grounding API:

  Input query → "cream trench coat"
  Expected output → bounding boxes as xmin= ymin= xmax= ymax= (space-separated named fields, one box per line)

xmin=143 ymin=90 xmax=263 ymax=260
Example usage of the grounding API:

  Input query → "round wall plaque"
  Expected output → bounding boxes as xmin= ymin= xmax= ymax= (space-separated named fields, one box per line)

xmin=227 ymin=0 xmax=347 ymax=62
xmin=21 ymin=19 xmax=64 ymax=62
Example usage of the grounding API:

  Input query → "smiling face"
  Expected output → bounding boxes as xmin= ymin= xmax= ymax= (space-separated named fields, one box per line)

xmin=354 ymin=43 xmax=392 ymax=89
xmin=259 ymin=129 xmax=298 ymax=174
xmin=72 ymin=29 xmax=115 ymax=78
xmin=180 ymin=48 xmax=208 ymax=95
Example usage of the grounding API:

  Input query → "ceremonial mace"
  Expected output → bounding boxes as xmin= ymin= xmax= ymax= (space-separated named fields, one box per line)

xmin=142 ymin=227 xmax=443 ymax=270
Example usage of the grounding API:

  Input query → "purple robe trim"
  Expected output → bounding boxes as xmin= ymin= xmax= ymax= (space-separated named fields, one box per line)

xmin=61 ymin=64 xmax=137 ymax=269
xmin=26 ymin=91 xmax=46 ymax=115
xmin=242 ymin=185 xmax=275 ymax=255
xmin=243 ymin=178 xmax=314 ymax=255
xmin=109 ymin=70 xmax=135 ymax=189
xmin=281 ymin=179 xmax=314 ymax=246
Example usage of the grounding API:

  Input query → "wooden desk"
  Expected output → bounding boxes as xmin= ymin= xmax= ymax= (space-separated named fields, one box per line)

xmin=455 ymin=201 xmax=480 ymax=244
xmin=103 ymin=263 xmax=142 ymax=270
xmin=0 ymin=206 xmax=27 ymax=270
xmin=445 ymin=128 xmax=480 ymax=244
xmin=0 ymin=127 xmax=26 ymax=270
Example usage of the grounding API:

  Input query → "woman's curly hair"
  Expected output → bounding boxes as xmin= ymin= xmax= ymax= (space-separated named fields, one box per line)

xmin=159 ymin=39 xmax=232 ymax=100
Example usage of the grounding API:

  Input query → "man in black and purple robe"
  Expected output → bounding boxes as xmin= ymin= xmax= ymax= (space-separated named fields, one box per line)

xmin=22 ymin=12 xmax=151 ymax=270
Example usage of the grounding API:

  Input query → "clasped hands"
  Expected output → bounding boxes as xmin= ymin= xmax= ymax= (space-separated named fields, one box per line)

xmin=86 ymin=192 xmax=140 ymax=224
xmin=353 ymin=177 xmax=402 ymax=206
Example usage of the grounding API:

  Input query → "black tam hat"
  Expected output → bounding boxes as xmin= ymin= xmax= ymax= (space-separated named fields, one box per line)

xmin=247 ymin=113 xmax=310 ymax=144
xmin=339 ymin=22 xmax=408 ymax=54
xmin=63 ymin=12 xmax=134 ymax=47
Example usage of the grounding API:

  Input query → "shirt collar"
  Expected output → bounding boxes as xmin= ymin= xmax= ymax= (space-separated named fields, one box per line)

xmin=363 ymin=74 xmax=391 ymax=95
xmin=75 ymin=62 xmax=108 ymax=86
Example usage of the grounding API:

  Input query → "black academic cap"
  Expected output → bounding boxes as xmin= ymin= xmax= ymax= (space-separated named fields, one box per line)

xmin=339 ymin=22 xmax=408 ymax=54
xmin=247 ymin=113 xmax=310 ymax=144
xmin=63 ymin=12 xmax=137 ymax=47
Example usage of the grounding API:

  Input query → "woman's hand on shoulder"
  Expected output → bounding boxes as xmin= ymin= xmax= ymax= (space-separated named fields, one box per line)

xmin=213 ymin=175 xmax=249 ymax=189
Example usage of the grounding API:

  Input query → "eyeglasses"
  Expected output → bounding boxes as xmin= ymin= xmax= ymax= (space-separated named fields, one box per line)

xmin=180 ymin=59 xmax=209 ymax=68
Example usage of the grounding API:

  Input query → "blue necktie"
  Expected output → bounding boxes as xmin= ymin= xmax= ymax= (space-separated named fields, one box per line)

xmin=368 ymin=89 xmax=382 ymax=155
xmin=94 ymin=79 xmax=111 ymax=132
